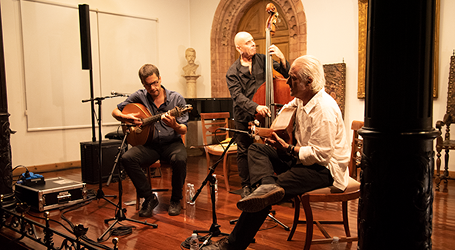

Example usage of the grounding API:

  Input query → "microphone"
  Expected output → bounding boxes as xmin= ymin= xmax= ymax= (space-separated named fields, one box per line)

xmin=218 ymin=127 xmax=255 ymax=138
xmin=111 ymin=91 xmax=130 ymax=97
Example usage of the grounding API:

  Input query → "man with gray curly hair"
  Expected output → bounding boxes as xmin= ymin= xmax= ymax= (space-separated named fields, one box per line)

xmin=203 ymin=55 xmax=350 ymax=249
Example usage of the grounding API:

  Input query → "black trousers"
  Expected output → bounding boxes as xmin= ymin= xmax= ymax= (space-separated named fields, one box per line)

xmin=234 ymin=121 xmax=254 ymax=187
xmin=120 ymin=139 xmax=187 ymax=202
xmin=228 ymin=143 xmax=333 ymax=249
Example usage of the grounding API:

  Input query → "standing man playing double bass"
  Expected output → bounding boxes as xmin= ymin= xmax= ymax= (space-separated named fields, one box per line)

xmin=226 ymin=31 xmax=290 ymax=198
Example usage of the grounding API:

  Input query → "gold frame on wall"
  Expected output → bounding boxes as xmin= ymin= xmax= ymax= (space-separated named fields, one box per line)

xmin=357 ymin=0 xmax=440 ymax=99
xmin=324 ymin=63 xmax=346 ymax=118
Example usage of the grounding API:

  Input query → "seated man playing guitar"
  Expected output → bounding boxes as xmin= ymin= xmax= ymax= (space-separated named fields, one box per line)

xmin=203 ymin=55 xmax=350 ymax=249
xmin=112 ymin=64 xmax=188 ymax=217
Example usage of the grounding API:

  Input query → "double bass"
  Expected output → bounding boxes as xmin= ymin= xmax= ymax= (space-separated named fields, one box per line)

xmin=251 ymin=3 xmax=294 ymax=140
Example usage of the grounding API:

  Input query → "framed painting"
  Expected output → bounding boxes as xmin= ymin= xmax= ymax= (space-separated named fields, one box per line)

xmin=357 ymin=0 xmax=439 ymax=99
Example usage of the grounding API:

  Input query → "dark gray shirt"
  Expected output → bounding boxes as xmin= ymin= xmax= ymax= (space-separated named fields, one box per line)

xmin=226 ymin=53 xmax=290 ymax=122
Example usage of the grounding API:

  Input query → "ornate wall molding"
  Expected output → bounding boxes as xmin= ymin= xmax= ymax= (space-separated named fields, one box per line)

xmin=210 ymin=0 xmax=307 ymax=98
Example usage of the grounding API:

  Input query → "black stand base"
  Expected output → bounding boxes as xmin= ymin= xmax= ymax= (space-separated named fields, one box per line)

xmin=98 ymin=208 xmax=158 ymax=241
xmin=229 ymin=210 xmax=289 ymax=231
xmin=194 ymin=223 xmax=230 ymax=237
xmin=97 ymin=128 xmax=157 ymax=242
xmin=95 ymin=188 xmax=117 ymax=206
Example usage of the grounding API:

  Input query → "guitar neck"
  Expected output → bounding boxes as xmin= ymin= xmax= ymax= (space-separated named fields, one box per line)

xmin=141 ymin=107 xmax=182 ymax=127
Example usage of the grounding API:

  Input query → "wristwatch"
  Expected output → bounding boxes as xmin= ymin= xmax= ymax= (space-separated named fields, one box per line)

xmin=287 ymin=144 xmax=295 ymax=155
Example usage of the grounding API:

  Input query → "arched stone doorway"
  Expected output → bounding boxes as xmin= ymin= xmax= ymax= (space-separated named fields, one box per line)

xmin=238 ymin=1 xmax=290 ymax=62
xmin=210 ymin=0 xmax=307 ymax=98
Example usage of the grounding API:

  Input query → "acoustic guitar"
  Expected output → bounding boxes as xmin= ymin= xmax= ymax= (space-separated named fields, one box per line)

xmin=249 ymin=106 xmax=296 ymax=144
xmin=121 ymin=103 xmax=192 ymax=146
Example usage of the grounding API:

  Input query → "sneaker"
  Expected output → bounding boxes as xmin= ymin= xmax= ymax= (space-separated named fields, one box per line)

xmin=139 ymin=195 xmax=159 ymax=217
xmin=240 ymin=185 xmax=252 ymax=198
xmin=168 ymin=200 xmax=181 ymax=216
xmin=236 ymin=184 xmax=285 ymax=213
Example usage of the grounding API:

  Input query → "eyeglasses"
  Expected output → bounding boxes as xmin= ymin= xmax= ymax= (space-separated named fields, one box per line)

xmin=143 ymin=79 xmax=160 ymax=88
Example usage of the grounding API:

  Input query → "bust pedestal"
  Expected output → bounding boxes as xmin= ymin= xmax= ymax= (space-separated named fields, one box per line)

xmin=183 ymin=75 xmax=200 ymax=98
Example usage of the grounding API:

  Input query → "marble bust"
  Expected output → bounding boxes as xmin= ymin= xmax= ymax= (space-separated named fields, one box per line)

xmin=183 ymin=48 xmax=199 ymax=76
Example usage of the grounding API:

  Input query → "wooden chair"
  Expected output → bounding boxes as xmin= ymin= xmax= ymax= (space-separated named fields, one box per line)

xmin=135 ymin=134 xmax=186 ymax=210
xmin=435 ymin=54 xmax=455 ymax=191
xmin=286 ymin=120 xmax=363 ymax=250
xmin=200 ymin=112 xmax=238 ymax=192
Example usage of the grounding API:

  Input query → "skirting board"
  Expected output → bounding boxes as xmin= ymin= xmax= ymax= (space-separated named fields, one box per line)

xmin=11 ymin=161 xmax=454 ymax=181
xmin=12 ymin=161 xmax=81 ymax=177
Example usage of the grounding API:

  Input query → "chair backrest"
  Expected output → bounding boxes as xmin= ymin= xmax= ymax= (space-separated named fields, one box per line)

xmin=200 ymin=112 xmax=231 ymax=146
xmin=437 ymin=55 xmax=455 ymax=141
xmin=445 ymin=55 xmax=455 ymax=127
xmin=348 ymin=120 xmax=364 ymax=179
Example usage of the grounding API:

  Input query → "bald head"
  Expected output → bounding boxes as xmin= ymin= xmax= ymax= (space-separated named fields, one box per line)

xmin=234 ymin=32 xmax=256 ymax=59
xmin=235 ymin=32 xmax=253 ymax=47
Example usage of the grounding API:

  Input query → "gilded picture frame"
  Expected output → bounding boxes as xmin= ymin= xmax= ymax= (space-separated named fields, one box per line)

xmin=357 ymin=0 xmax=439 ymax=99
xmin=324 ymin=63 xmax=346 ymax=118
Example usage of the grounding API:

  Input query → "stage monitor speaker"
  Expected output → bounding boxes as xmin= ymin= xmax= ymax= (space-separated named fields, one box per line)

xmin=80 ymin=140 xmax=122 ymax=184
xmin=78 ymin=4 xmax=92 ymax=70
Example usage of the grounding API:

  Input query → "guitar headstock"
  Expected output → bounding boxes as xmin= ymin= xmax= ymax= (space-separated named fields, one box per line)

xmin=182 ymin=104 xmax=193 ymax=113
xmin=171 ymin=104 xmax=193 ymax=117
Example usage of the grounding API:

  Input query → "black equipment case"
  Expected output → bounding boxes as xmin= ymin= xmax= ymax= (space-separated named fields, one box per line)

xmin=15 ymin=177 xmax=87 ymax=211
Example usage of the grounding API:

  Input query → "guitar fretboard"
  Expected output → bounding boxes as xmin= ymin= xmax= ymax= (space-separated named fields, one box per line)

xmin=141 ymin=107 xmax=183 ymax=127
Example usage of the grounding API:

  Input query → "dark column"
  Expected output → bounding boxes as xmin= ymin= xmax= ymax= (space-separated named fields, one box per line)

xmin=0 ymin=5 xmax=13 ymax=195
xmin=358 ymin=0 xmax=438 ymax=249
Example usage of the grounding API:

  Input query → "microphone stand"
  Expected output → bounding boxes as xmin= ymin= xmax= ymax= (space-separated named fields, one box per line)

xmin=82 ymin=95 xmax=120 ymax=206
xmin=98 ymin=127 xmax=157 ymax=242
xmin=191 ymin=130 xmax=239 ymax=248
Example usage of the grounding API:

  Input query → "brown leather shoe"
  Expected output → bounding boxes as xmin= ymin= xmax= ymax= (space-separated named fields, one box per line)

xmin=236 ymin=184 xmax=284 ymax=213
xmin=201 ymin=237 xmax=231 ymax=250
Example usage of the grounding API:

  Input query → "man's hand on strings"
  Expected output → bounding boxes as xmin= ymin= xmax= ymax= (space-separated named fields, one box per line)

xmin=123 ymin=112 xmax=143 ymax=126
xmin=256 ymin=105 xmax=271 ymax=118
xmin=268 ymin=44 xmax=286 ymax=65
xmin=264 ymin=132 xmax=288 ymax=151
xmin=161 ymin=112 xmax=178 ymax=129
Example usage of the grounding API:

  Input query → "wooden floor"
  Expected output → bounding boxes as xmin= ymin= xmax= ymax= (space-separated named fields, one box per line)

xmin=2 ymin=153 xmax=455 ymax=250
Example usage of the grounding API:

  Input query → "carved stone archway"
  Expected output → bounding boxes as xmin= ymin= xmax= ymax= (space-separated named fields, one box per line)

xmin=210 ymin=0 xmax=307 ymax=97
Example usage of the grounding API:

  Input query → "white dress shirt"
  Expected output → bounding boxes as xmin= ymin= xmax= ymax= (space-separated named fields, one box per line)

xmin=282 ymin=89 xmax=350 ymax=191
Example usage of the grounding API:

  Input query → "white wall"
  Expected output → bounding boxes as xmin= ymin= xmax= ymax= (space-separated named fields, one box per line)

xmin=434 ymin=0 xmax=455 ymax=172
xmin=3 ymin=0 xmax=454 ymax=170
xmin=2 ymin=0 xmax=191 ymax=167
xmin=301 ymin=0 xmax=364 ymax=131
xmin=188 ymin=0 xmax=219 ymax=98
